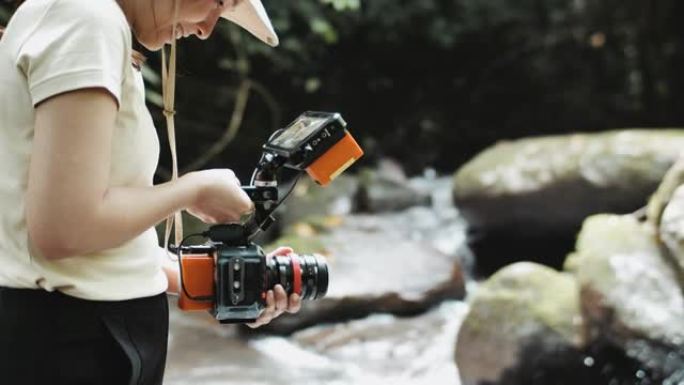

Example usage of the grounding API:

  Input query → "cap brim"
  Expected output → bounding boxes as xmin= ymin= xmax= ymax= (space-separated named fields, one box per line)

xmin=222 ymin=0 xmax=279 ymax=47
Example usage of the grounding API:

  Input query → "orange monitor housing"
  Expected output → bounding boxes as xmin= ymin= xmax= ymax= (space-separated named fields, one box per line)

xmin=306 ymin=131 xmax=364 ymax=186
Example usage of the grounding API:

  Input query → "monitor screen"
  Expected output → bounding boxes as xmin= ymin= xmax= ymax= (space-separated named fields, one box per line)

xmin=269 ymin=115 xmax=328 ymax=150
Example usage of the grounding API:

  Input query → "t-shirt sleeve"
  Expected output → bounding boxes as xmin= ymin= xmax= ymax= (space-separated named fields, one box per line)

xmin=16 ymin=0 xmax=130 ymax=107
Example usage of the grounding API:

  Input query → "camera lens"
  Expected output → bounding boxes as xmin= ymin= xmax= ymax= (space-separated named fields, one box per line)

xmin=267 ymin=254 xmax=328 ymax=300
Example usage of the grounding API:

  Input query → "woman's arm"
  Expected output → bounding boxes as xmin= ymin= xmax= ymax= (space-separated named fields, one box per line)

xmin=27 ymin=88 xmax=251 ymax=260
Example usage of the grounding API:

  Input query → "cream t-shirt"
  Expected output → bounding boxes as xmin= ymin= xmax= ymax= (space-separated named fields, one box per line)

xmin=0 ymin=0 xmax=168 ymax=300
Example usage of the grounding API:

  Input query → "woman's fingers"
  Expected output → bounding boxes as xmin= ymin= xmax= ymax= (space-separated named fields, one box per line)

xmin=246 ymin=285 xmax=301 ymax=328
xmin=273 ymin=285 xmax=288 ymax=317
xmin=287 ymin=292 xmax=301 ymax=314
xmin=247 ymin=289 xmax=275 ymax=328
xmin=268 ymin=246 xmax=294 ymax=258
xmin=183 ymin=169 xmax=253 ymax=224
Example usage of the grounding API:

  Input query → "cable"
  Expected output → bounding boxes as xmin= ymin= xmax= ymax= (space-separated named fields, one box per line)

xmin=249 ymin=171 xmax=303 ymax=240
xmin=273 ymin=171 xmax=302 ymax=212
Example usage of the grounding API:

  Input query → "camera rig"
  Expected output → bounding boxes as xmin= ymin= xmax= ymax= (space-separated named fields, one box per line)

xmin=170 ymin=112 xmax=363 ymax=323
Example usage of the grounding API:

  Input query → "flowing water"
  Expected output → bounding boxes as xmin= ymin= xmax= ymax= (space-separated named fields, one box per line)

xmin=165 ymin=175 xmax=471 ymax=384
xmin=165 ymin=300 xmax=469 ymax=385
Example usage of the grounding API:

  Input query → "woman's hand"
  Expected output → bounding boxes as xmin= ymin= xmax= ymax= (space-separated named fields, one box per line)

xmin=183 ymin=169 xmax=254 ymax=224
xmin=247 ymin=246 xmax=303 ymax=328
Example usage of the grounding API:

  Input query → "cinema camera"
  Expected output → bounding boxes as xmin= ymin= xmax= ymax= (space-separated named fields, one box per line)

xmin=170 ymin=112 xmax=363 ymax=323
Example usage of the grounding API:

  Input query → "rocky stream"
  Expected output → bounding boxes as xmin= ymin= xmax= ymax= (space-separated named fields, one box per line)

xmin=165 ymin=174 xmax=471 ymax=384
xmin=164 ymin=129 xmax=684 ymax=385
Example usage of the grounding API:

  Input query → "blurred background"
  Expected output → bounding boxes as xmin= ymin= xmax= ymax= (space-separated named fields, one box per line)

xmin=3 ymin=0 xmax=684 ymax=384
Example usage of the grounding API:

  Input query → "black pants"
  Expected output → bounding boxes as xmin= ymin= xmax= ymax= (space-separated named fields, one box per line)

xmin=0 ymin=287 xmax=169 ymax=385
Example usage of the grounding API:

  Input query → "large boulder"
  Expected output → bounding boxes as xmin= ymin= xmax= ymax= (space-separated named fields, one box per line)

xmin=354 ymin=167 xmax=432 ymax=213
xmin=566 ymin=214 xmax=684 ymax=382
xmin=453 ymin=129 xmax=684 ymax=276
xmin=655 ymin=184 xmax=684 ymax=286
xmin=645 ymin=154 xmax=684 ymax=226
xmin=277 ymin=158 xmax=431 ymax=229
xmin=276 ymin=174 xmax=359 ymax=229
xmin=455 ymin=262 xmax=585 ymax=385
xmin=249 ymin=212 xmax=466 ymax=335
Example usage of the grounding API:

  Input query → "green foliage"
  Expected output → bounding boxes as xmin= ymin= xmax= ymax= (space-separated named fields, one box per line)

xmin=245 ymin=0 xmax=684 ymax=173
xmin=0 ymin=6 xmax=9 ymax=24
xmin=320 ymin=0 xmax=360 ymax=12
xmin=3 ymin=0 xmax=684 ymax=177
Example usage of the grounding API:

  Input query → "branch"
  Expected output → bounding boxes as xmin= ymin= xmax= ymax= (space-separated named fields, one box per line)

xmin=249 ymin=79 xmax=283 ymax=132
xmin=180 ymin=78 xmax=252 ymax=173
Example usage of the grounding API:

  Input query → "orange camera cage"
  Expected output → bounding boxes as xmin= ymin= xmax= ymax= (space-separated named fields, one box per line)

xmin=178 ymin=253 xmax=215 ymax=311
xmin=306 ymin=131 xmax=364 ymax=186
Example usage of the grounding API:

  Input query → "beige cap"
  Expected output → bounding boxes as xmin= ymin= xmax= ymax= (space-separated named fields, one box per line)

xmin=221 ymin=0 xmax=279 ymax=47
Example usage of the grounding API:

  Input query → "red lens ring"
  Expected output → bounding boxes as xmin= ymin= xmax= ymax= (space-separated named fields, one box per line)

xmin=291 ymin=256 xmax=302 ymax=296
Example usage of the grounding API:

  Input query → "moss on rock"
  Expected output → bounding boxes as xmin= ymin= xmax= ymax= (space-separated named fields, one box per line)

xmin=456 ymin=262 xmax=583 ymax=384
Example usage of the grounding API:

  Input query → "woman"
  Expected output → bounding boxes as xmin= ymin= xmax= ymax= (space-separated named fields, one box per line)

xmin=0 ymin=0 xmax=299 ymax=384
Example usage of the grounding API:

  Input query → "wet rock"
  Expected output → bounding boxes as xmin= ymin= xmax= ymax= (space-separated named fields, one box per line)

xmin=566 ymin=214 xmax=684 ymax=382
xmin=245 ymin=212 xmax=466 ymax=335
xmin=488 ymin=340 xmax=675 ymax=385
xmin=375 ymin=157 xmax=410 ymax=184
xmin=277 ymin=175 xmax=359 ymax=228
xmin=285 ymin=301 xmax=469 ymax=384
xmin=645 ymin=155 xmax=684 ymax=227
xmin=455 ymin=262 xmax=584 ymax=385
xmin=452 ymin=130 xmax=684 ymax=276
xmin=656 ymin=184 xmax=684 ymax=287
xmin=355 ymin=167 xmax=432 ymax=213
xmin=166 ymin=301 xmax=469 ymax=385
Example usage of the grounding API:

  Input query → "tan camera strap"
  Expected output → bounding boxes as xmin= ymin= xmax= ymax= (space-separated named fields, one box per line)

xmin=162 ymin=0 xmax=183 ymax=255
